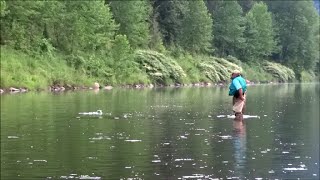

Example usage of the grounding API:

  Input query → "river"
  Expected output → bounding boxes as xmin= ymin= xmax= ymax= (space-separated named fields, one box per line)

xmin=1 ymin=83 xmax=319 ymax=179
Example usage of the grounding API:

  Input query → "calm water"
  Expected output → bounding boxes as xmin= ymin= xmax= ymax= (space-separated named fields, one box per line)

xmin=1 ymin=83 xmax=319 ymax=180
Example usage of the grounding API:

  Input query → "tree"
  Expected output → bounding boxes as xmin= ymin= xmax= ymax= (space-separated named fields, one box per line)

xmin=0 ymin=1 xmax=117 ymax=55
xmin=211 ymin=0 xmax=245 ymax=57
xmin=149 ymin=8 xmax=165 ymax=52
xmin=109 ymin=0 xmax=151 ymax=49
xmin=237 ymin=0 xmax=255 ymax=13
xmin=0 ymin=0 xmax=7 ymax=17
xmin=58 ymin=1 xmax=117 ymax=54
xmin=313 ymin=16 xmax=320 ymax=76
xmin=266 ymin=0 xmax=319 ymax=72
xmin=242 ymin=2 xmax=278 ymax=61
xmin=177 ymin=0 xmax=213 ymax=54
xmin=152 ymin=0 xmax=188 ymax=46
xmin=0 ymin=1 xmax=46 ymax=51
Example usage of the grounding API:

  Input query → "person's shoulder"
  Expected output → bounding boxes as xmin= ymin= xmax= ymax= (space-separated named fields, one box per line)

xmin=232 ymin=78 xmax=238 ymax=82
xmin=232 ymin=77 xmax=241 ymax=84
xmin=239 ymin=76 xmax=246 ymax=81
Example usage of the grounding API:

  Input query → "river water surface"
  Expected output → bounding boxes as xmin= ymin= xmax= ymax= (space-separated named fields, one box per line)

xmin=1 ymin=83 xmax=319 ymax=179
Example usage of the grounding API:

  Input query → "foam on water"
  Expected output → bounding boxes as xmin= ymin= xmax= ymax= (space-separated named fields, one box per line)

xmin=59 ymin=175 xmax=101 ymax=179
xmin=125 ymin=140 xmax=142 ymax=142
xmin=283 ymin=167 xmax=308 ymax=171
xmin=78 ymin=110 xmax=103 ymax=116
xmin=8 ymin=136 xmax=19 ymax=139
xmin=219 ymin=135 xmax=232 ymax=139
xmin=79 ymin=175 xmax=101 ymax=179
xmin=180 ymin=135 xmax=188 ymax=139
xmin=217 ymin=115 xmax=261 ymax=119
xmin=182 ymin=174 xmax=204 ymax=179
xmin=174 ymin=158 xmax=194 ymax=162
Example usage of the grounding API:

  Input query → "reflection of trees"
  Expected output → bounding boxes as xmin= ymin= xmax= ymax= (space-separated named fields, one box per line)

xmin=232 ymin=119 xmax=247 ymax=179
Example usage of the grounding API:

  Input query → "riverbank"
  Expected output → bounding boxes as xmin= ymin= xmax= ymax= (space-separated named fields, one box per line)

xmin=0 ymin=80 xmax=271 ymax=95
xmin=1 ymin=47 xmax=316 ymax=95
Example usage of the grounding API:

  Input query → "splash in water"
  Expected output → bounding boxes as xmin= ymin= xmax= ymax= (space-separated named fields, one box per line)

xmin=217 ymin=115 xmax=260 ymax=119
xmin=79 ymin=110 xmax=103 ymax=115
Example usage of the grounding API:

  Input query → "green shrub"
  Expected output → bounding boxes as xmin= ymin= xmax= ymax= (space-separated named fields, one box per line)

xmin=225 ymin=55 xmax=243 ymax=67
xmin=0 ymin=47 xmax=94 ymax=90
xmin=263 ymin=61 xmax=295 ymax=82
xmin=176 ymin=54 xmax=206 ymax=83
xmin=242 ymin=63 xmax=273 ymax=82
xmin=299 ymin=70 xmax=316 ymax=82
xmin=110 ymin=35 xmax=149 ymax=85
xmin=134 ymin=50 xmax=186 ymax=85
xmin=197 ymin=56 xmax=242 ymax=82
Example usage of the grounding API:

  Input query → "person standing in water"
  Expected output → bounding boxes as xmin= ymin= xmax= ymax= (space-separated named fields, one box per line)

xmin=229 ymin=70 xmax=247 ymax=118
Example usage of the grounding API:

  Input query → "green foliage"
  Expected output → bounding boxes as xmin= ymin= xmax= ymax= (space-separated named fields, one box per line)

xmin=178 ymin=0 xmax=213 ymax=54
xmin=198 ymin=56 xmax=242 ymax=82
xmin=149 ymin=10 xmax=166 ymax=52
xmin=1 ymin=1 xmax=117 ymax=54
xmin=154 ymin=0 xmax=188 ymax=46
xmin=134 ymin=50 xmax=186 ymax=85
xmin=166 ymin=44 xmax=186 ymax=59
xmin=110 ymin=0 xmax=151 ymax=49
xmin=0 ymin=47 xmax=93 ymax=90
xmin=57 ymin=1 xmax=117 ymax=54
xmin=237 ymin=0 xmax=254 ymax=13
xmin=1 ymin=0 xmax=318 ymax=90
xmin=175 ymin=54 xmax=208 ymax=83
xmin=211 ymin=0 xmax=245 ymax=57
xmin=1 ymin=1 xmax=46 ymax=52
xmin=242 ymin=63 xmax=273 ymax=82
xmin=111 ymin=35 xmax=132 ymax=63
xmin=0 ymin=0 xmax=8 ymax=16
xmin=111 ymin=35 xmax=149 ymax=85
xmin=299 ymin=70 xmax=316 ymax=82
xmin=242 ymin=2 xmax=278 ymax=61
xmin=225 ymin=55 xmax=243 ymax=67
xmin=263 ymin=61 xmax=295 ymax=82
xmin=312 ymin=16 xmax=320 ymax=75
xmin=266 ymin=1 xmax=319 ymax=72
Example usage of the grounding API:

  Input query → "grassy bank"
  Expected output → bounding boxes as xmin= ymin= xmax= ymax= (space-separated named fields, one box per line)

xmin=0 ymin=47 xmax=94 ymax=90
xmin=1 ymin=47 xmax=314 ymax=91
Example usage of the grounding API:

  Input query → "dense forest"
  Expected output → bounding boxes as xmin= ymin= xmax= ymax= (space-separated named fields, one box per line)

xmin=0 ymin=0 xmax=319 ymax=90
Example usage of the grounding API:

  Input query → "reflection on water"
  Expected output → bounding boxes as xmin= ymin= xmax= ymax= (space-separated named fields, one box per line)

xmin=233 ymin=116 xmax=247 ymax=179
xmin=1 ymin=84 xmax=319 ymax=179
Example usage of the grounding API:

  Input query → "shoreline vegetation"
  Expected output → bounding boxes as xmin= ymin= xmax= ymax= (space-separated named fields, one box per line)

xmin=1 ymin=46 xmax=316 ymax=95
xmin=0 ymin=1 xmax=319 ymax=94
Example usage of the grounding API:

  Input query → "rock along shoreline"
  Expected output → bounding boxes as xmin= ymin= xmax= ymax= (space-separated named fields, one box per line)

xmin=0 ymin=81 xmax=264 ymax=95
